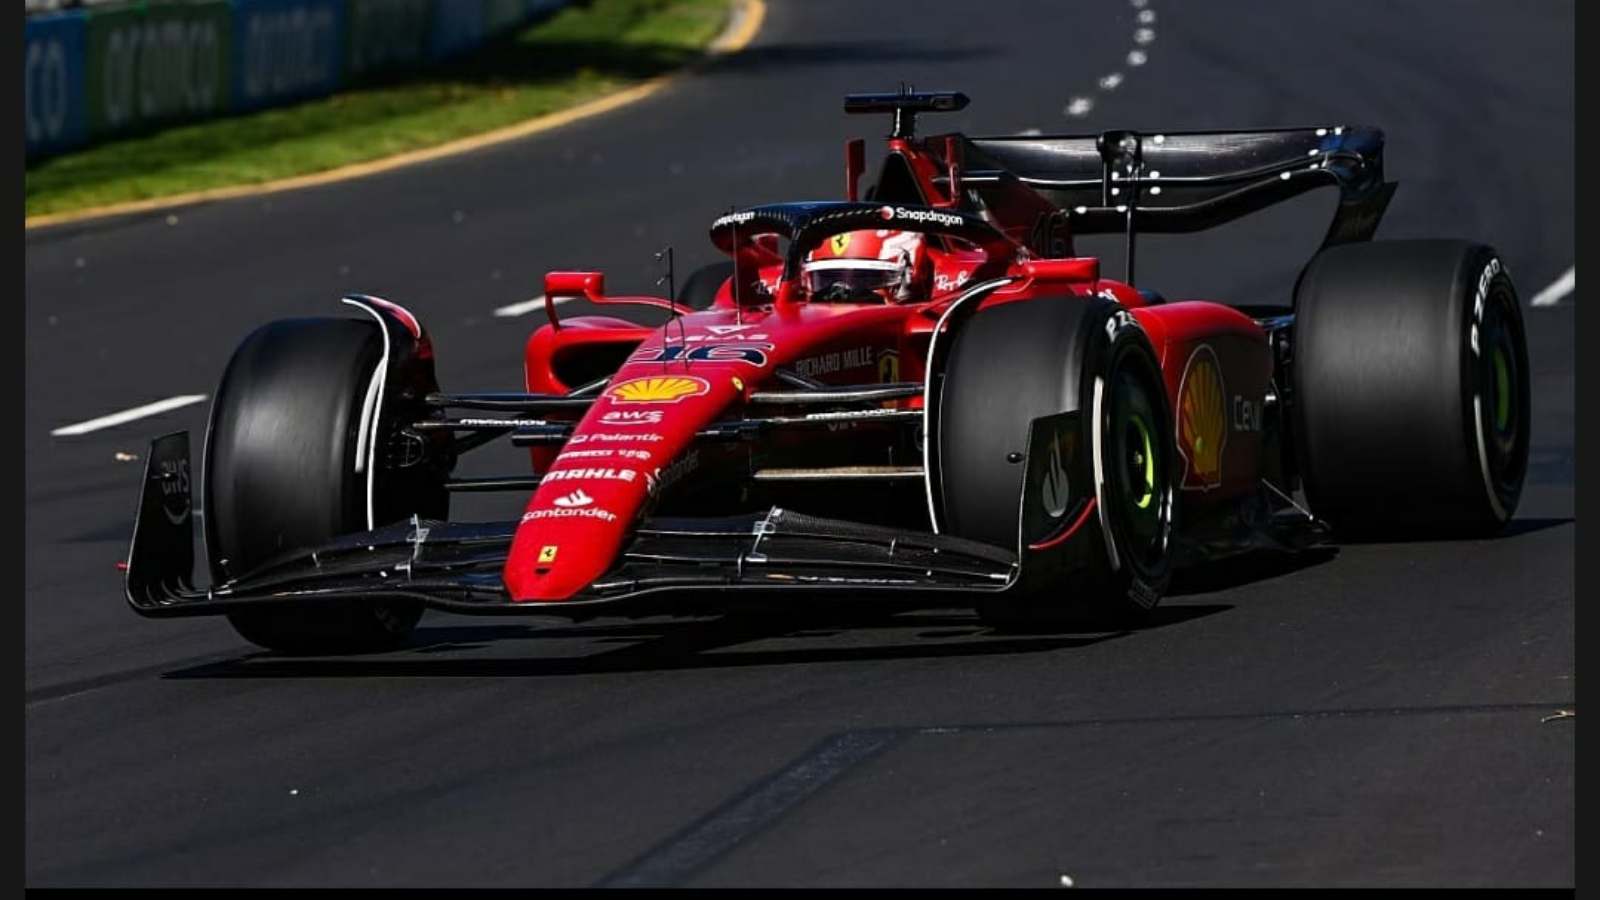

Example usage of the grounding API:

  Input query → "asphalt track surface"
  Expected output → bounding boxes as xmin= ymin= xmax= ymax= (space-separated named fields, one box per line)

xmin=24 ymin=0 xmax=1574 ymax=887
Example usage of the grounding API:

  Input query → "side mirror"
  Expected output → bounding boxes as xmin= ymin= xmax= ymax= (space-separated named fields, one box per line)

xmin=544 ymin=271 xmax=604 ymax=301
xmin=1020 ymin=258 xmax=1099 ymax=284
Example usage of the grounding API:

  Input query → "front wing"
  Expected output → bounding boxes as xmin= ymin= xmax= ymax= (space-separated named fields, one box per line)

xmin=124 ymin=430 xmax=1084 ymax=620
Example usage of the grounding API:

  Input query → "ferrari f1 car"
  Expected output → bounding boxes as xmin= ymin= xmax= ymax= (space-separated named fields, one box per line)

xmin=125 ymin=91 xmax=1530 ymax=652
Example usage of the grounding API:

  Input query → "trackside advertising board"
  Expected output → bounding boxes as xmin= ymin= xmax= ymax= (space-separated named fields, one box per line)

xmin=24 ymin=0 xmax=575 ymax=160
xmin=82 ymin=2 xmax=233 ymax=138
xmin=346 ymin=0 xmax=432 ymax=78
xmin=232 ymin=0 xmax=346 ymax=111
xmin=24 ymin=10 xmax=88 ymax=156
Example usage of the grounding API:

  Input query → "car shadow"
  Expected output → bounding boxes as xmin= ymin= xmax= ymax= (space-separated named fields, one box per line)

xmin=1499 ymin=516 xmax=1575 ymax=537
xmin=1329 ymin=516 xmax=1573 ymax=546
xmin=1169 ymin=547 xmax=1340 ymax=596
xmin=161 ymin=603 xmax=1231 ymax=681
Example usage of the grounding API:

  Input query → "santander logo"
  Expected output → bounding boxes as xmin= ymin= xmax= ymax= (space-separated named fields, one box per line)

xmin=554 ymin=489 xmax=594 ymax=508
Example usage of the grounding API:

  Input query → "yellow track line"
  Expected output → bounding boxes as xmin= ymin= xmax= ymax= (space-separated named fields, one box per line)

xmin=25 ymin=0 xmax=766 ymax=231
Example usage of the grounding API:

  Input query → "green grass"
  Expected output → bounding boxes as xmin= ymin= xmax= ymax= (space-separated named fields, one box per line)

xmin=25 ymin=0 xmax=729 ymax=218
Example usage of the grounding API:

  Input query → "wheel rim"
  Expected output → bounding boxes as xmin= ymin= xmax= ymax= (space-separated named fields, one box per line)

xmin=1106 ymin=361 xmax=1170 ymax=571
xmin=1126 ymin=414 xmax=1156 ymax=511
xmin=1476 ymin=283 xmax=1526 ymax=497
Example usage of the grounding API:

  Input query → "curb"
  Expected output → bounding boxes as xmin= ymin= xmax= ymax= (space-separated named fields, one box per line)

xmin=25 ymin=0 xmax=766 ymax=232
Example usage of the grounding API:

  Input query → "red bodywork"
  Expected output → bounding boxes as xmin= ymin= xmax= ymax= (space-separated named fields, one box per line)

xmin=506 ymin=136 xmax=1272 ymax=602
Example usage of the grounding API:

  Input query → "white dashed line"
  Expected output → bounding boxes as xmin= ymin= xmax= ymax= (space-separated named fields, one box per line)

xmin=1064 ymin=0 xmax=1157 ymax=119
xmin=52 ymin=395 xmax=208 ymax=437
xmin=493 ymin=294 xmax=578 ymax=317
xmin=1530 ymin=266 xmax=1574 ymax=307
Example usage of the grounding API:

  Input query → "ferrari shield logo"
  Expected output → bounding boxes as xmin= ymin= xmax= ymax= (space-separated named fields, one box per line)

xmin=877 ymin=349 xmax=900 ymax=383
xmin=829 ymin=233 xmax=852 ymax=255
xmin=538 ymin=545 xmax=558 ymax=564
xmin=1176 ymin=345 xmax=1226 ymax=490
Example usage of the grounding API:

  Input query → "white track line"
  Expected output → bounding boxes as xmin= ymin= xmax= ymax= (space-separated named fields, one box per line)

xmin=52 ymin=394 xmax=207 ymax=437
xmin=1530 ymin=266 xmax=1574 ymax=307
xmin=1064 ymin=0 xmax=1156 ymax=119
xmin=494 ymin=294 xmax=581 ymax=318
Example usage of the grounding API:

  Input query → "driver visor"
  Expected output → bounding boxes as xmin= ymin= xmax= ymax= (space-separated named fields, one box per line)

xmin=802 ymin=258 xmax=902 ymax=297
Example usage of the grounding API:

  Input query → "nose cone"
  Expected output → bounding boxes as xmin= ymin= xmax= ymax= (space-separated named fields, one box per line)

xmin=503 ymin=370 xmax=748 ymax=602
xmin=504 ymin=481 xmax=640 ymax=600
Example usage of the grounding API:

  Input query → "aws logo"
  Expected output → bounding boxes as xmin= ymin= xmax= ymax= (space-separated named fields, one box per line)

xmin=1176 ymin=345 xmax=1226 ymax=491
xmin=607 ymin=376 xmax=709 ymax=404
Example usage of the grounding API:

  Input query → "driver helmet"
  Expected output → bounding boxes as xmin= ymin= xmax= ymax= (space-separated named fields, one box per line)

xmin=802 ymin=229 xmax=930 ymax=302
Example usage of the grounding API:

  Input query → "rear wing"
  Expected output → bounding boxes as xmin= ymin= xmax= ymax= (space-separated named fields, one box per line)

xmin=839 ymin=91 xmax=1396 ymax=284
xmin=960 ymin=126 xmax=1396 ymax=250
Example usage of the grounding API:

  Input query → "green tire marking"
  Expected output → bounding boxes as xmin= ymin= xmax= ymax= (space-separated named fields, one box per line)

xmin=1130 ymin=414 xmax=1155 ymax=510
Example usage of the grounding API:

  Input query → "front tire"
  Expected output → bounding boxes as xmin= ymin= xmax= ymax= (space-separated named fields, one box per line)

xmin=205 ymin=317 xmax=442 ymax=654
xmin=938 ymin=297 xmax=1176 ymax=627
xmin=1291 ymin=240 xmax=1529 ymax=538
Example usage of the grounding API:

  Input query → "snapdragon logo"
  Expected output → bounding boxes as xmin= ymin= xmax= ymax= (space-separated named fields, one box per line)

xmin=880 ymin=206 xmax=964 ymax=228
xmin=713 ymin=210 xmax=757 ymax=229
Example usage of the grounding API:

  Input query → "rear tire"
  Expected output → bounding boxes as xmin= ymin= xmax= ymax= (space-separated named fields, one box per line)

xmin=938 ymin=298 xmax=1176 ymax=628
xmin=1291 ymin=240 xmax=1529 ymax=538
xmin=205 ymin=317 xmax=441 ymax=654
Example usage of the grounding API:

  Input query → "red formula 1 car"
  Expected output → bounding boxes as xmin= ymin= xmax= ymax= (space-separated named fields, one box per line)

xmin=125 ymin=91 xmax=1530 ymax=652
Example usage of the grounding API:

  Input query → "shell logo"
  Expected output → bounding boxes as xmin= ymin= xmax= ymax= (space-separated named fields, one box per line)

xmin=1176 ymin=345 xmax=1226 ymax=490
xmin=607 ymin=375 xmax=710 ymax=404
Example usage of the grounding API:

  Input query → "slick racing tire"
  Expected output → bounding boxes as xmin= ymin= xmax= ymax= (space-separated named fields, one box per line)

xmin=938 ymin=297 xmax=1176 ymax=628
xmin=677 ymin=261 xmax=735 ymax=310
xmin=205 ymin=317 xmax=441 ymax=654
xmin=1292 ymin=240 xmax=1529 ymax=538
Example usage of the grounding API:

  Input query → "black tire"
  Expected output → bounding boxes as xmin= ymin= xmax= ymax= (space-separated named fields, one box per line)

xmin=205 ymin=318 xmax=436 ymax=654
xmin=1292 ymin=240 xmax=1529 ymax=538
xmin=677 ymin=261 xmax=735 ymax=310
xmin=938 ymin=297 xmax=1176 ymax=627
